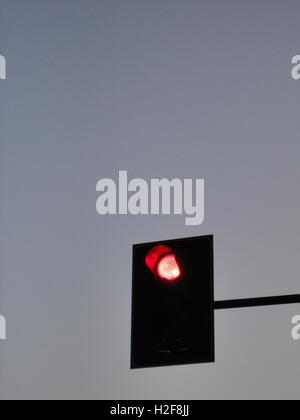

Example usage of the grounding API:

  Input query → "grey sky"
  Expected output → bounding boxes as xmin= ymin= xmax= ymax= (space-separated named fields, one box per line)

xmin=0 ymin=0 xmax=300 ymax=399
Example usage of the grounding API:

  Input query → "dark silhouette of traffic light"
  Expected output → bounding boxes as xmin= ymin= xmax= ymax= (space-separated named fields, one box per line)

xmin=131 ymin=235 xmax=214 ymax=369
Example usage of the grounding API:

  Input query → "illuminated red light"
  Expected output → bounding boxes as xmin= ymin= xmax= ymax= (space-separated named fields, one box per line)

xmin=157 ymin=254 xmax=181 ymax=281
xmin=145 ymin=245 xmax=181 ymax=281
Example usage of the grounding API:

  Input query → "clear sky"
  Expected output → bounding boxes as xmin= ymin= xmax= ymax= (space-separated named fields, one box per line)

xmin=0 ymin=0 xmax=300 ymax=399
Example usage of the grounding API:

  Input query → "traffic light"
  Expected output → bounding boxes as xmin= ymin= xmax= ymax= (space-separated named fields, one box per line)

xmin=131 ymin=235 xmax=214 ymax=369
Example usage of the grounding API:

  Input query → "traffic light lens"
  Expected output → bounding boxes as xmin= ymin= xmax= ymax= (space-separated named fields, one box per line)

xmin=157 ymin=254 xmax=181 ymax=281
xmin=145 ymin=245 xmax=181 ymax=281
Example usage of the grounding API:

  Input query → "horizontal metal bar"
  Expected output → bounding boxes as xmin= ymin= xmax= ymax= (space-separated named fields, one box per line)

xmin=214 ymin=294 xmax=300 ymax=310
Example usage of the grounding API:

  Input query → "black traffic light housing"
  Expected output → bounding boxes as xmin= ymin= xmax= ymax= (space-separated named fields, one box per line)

xmin=131 ymin=235 xmax=214 ymax=369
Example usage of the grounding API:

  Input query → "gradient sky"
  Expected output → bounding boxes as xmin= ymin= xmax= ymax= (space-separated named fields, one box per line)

xmin=0 ymin=0 xmax=300 ymax=399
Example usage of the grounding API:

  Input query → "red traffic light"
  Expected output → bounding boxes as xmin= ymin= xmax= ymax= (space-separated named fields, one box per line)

xmin=145 ymin=245 xmax=181 ymax=281
xmin=132 ymin=235 xmax=215 ymax=369
xmin=157 ymin=254 xmax=181 ymax=281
